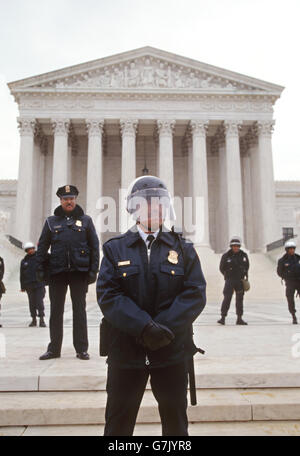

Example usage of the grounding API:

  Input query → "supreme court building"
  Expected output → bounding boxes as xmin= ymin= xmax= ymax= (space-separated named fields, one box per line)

xmin=8 ymin=47 xmax=285 ymax=252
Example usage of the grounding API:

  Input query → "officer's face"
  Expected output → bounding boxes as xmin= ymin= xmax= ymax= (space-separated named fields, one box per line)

xmin=61 ymin=197 xmax=76 ymax=213
xmin=26 ymin=248 xmax=35 ymax=255
xmin=231 ymin=245 xmax=240 ymax=253
xmin=138 ymin=198 xmax=163 ymax=232
xmin=287 ymin=247 xmax=296 ymax=255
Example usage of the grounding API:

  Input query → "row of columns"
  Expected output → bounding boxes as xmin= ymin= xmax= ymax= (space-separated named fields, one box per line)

xmin=15 ymin=117 xmax=277 ymax=251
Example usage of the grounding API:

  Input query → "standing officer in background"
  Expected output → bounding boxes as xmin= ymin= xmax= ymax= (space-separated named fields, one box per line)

xmin=36 ymin=185 xmax=99 ymax=360
xmin=20 ymin=242 xmax=46 ymax=328
xmin=277 ymin=240 xmax=300 ymax=324
xmin=218 ymin=237 xmax=249 ymax=326
xmin=97 ymin=176 xmax=206 ymax=436
xmin=0 ymin=256 xmax=4 ymax=328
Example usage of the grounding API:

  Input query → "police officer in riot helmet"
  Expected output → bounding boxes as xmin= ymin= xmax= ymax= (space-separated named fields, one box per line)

xmin=218 ymin=237 xmax=249 ymax=325
xmin=36 ymin=185 xmax=99 ymax=360
xmin=20 ymin=242 xmax=46 ymax=328
xmin=277 ymin=240 xmax=300 ymax=324
xmin=97 ymin=175 xmax=206 ymax=436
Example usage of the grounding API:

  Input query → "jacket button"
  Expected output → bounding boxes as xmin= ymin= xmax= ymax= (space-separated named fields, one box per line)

xmin=171 ymin=270 xmax=175 ymax=275
xmin=81 ymin=251 xmax=84 ymax=254
xmin=123 ymin=273 xmax=127 ymax=277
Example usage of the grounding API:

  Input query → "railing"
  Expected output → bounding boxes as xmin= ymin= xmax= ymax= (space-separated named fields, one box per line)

xmin=5 ymin=235 xmax=23 ymax=250
xmin=266 ymin=234 xmax=298 ymax=252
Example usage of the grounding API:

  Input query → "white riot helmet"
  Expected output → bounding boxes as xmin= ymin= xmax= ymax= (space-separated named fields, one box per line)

xmin=285 ymin=240 xmax=296 ymax=250
xmin=126 ymin=175 xmax=176 ymax=222
xmin=23 ymin=241 xmax=35 ymax=252
xmin=230 ymin=236 xmax=242 ymax=247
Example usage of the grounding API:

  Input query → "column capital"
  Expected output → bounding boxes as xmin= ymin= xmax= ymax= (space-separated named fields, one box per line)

xmin=224 ymin=120 xmax=243 ymax=138
xmin=157 ymin=120 xmax=175 ymax=136
xmin=86 ymin=119 xmax=104 ymax=137
xmin=17 ymin=118 xmax=36 ymax=137
xmin=120 ymin=119 xmax=138 ymax=138
xmin=51 ymin=119 xmax=70 ymax=137
xmin=257 ymin=120 xmax=275 ymax=137
xmin=190 ymin=120 xmax=209 ymax=137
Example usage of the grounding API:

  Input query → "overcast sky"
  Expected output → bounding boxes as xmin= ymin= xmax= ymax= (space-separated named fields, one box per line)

xmin=0 ymin=0 xmax=299 ymax=180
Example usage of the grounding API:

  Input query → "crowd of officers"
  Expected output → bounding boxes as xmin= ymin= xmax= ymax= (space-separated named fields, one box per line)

xmin=0 ymin=177 xmax=299 ymax=436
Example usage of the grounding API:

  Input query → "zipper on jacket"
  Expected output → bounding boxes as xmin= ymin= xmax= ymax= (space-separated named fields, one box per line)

xmin=148 ymin=237 xmax=156 ymax=263
xmin=145 ymin=354 xmax=150 ymax=366
xmin=67 ymin=250 xmax=71 ymax=270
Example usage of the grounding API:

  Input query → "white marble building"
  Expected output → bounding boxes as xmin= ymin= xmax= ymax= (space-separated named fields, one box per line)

xmin=7 ymin=47 xmax=287 ymax=252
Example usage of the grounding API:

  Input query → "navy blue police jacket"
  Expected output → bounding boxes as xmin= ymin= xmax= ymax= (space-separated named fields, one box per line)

xmin=277 ymin=253 xmax=300 ymax=281
xmin=97 ymin=224 xmax=207 ymax=369
xmin=36 ymin=205 xmax=99 ymax=276
xmin=219 ymin=249 xmax=249 ymax=281
xmin=20 ymin=252 xmax=45 ymax=290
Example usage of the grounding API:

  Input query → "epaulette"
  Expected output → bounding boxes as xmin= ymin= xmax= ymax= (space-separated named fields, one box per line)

xmin=103 ymin=233 xmax=127 ymax=246
xmin=171 ymin=225 xmax=193 ymax=245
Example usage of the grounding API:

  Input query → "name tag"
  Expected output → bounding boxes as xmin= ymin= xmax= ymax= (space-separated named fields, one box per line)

xmin=118 ymin=260 xmax=131 ymax=267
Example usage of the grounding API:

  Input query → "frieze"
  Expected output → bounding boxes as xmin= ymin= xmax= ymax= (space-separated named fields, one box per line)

xmin=29 ymin=57 xmax=265 ymax=92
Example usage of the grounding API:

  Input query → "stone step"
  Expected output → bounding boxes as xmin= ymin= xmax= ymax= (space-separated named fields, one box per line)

xmin=3 ymin=420 xmax=300 ymax=436
xmin=1 ymin=388 xmax=300 ymax=427
xmin=2 ymin=370 xmax=300 ymax=392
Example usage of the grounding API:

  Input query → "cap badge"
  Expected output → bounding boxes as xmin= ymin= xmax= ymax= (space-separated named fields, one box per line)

xmin=168 ymin=250 xmax=178 ymax=264
xmin=65 ymin=185 xmax=70 ymax=193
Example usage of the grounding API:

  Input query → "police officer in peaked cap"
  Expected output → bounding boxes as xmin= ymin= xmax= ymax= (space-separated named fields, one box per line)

xmin=97 ymin=175 xmax=207 ymax=436
xmin=218 ymin=237 xmax=249 ymax=326
xmin=36 ymin=185 xmax=99 ymax=360
xmin=277 ymin=240 xmax=300 ymax=324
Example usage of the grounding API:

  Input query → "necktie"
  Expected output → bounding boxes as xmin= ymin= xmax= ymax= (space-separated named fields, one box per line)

xmin=146 ymin=234 xmax=155 ymax=250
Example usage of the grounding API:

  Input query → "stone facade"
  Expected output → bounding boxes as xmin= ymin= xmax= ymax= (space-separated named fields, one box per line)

xmin=7 ymin=47 xmax=286 ymax=251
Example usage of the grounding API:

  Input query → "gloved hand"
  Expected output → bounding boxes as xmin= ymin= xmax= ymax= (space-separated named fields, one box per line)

xmin=140 ymin=320 xmax=175 ymax=351
xmin=36 ymin=270 xmax=45 ymax=283
xmin=87 ymin=270 xmax=97 ymax=285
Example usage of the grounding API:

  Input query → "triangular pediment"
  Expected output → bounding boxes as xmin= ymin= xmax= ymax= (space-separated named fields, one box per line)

xmin=8 ymin=47 xmax=284 ymax=96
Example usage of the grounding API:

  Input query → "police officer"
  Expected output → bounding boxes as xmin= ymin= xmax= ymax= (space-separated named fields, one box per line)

xmin=0 ymin=255 xmax=4 ymax=328
xmin=218 ymin=237 xmax=249 ymax=325
xmin=36 ymin=185 xmax=99 ymax=360
xmin=97 ymin=176 xmax=206 ymax=436
xmin=20 ymin=242 xmax=46 ymax=327
xmin=277 ymin=240 xmax=300 ymax=324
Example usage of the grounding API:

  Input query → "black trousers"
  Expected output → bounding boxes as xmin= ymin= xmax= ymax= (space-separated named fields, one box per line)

xmin=47 ymin=271 xmax=88 ymax=354
xmin=104 ymin=362 xmax=188 ymax=436
xmin=26 ymin=287 xmax=45 ymax=318
xmin=286 ymin=280 xmax=300 ymax=315
xmin=221 ymin=279 xmax=244 ymax=317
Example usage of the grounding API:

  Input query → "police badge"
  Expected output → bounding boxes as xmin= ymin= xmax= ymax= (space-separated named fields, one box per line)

xmin=168 ymin=250 xmax=179 ymax=264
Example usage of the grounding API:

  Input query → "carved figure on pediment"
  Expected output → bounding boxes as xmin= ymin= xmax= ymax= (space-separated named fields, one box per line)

xmin=200 ymin=76 xmax=212 ymax=88
xmin=110 ymin=68 xmax=124 ymax=88
xmin=188 ymin=72 xmax=199 ymax=88
xmin=127 ymin=62 xmax=140 ymax=87
xmin=100 ymin=70 xmax=111 ymax=87
xmin=141 ymin=59 xmax=155 ymax=87
xmin=155 ymin=63 xmax=168 ymax=88
xmin=174 ymin=70 xmax=185 ymax=88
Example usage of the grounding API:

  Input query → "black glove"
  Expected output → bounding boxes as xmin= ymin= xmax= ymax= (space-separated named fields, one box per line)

xmin=140 ymin=320 xmax=175 ymax=351
xmin=36 ymin=270 xmax=45 ymax=283
xmin=87 ymin=270 xmax=97 ymax=285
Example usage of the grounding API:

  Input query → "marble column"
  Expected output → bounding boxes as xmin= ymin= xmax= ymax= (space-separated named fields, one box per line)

xmin=256 ymin=121 xmax=278 ymax=248
xmin=86 ymin=119 xmax=104 ymax=230
xmin=15 ymin=118 xmax=36 ymax=243
xmin=190 ymin=120 xmax=210 ymax=246
xmin=157 ymin=120 xmax=175 ymax=196
xmin=51 ymin=119 xmax=70 ymax=212
xmin=224 ymin=121 xmax=244 ymax=241
xmin=120 ymin=119 xmax=138 ymax=232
